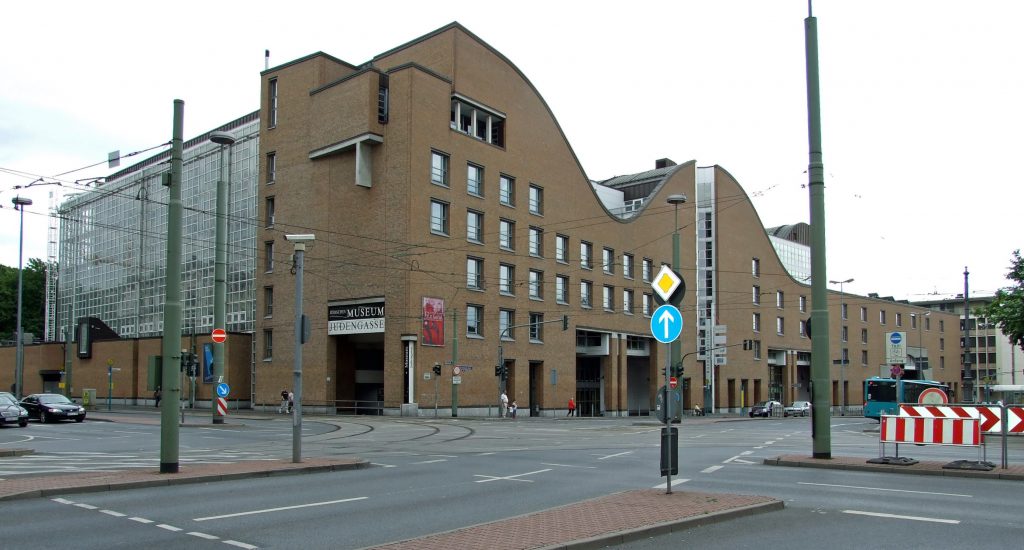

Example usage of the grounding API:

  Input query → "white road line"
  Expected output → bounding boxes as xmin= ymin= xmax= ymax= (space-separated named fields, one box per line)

xmin=188 ymin=531 xmax=220 ymax=540
xmin=194 ymin=497 xmax=367 ymax=522
xmin=798 ymin=482 xmax=972 ymax=498
xmin=843 ymin=510 xmax=960 ymax=524
xmin=722 ymin=455 xmax=742 ymax=463
xmin=52 ymin=498 xmax=74 ymax=504
xmin=371 ymin=463 xmax=396 ymax=468
xmin=701 ymin=465 xmax=724 ymax=474
xmin=100 ymin=510 xmax=126 ymax=517
xmin=740 ymin=451 xmax=754 ymax=455
xmin=74 ymin=503 xmax=98 ymax=510
xmin=540 ymin=463 xmax=598 ymax=469
xmin=223 ymin=540 xmax=259 ymax=549
xmin=130 ymin=517 xmax=154 ymax=524
xmin=157 ymin=524 xmax=183 ymax=532
xmin=597 ymin=451 xmax=633 ymax=460
xmin=652 ymin=478 xmax=690 ymax=488
xmin=411 ymin=459 xmax=447 ymax=464
xmin=474 ymin=468 xmax=552 ymax=483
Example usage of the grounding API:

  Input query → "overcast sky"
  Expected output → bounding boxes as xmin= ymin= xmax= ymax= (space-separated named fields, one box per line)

xmin=1 ymin=0 xmax=1020 ymax=302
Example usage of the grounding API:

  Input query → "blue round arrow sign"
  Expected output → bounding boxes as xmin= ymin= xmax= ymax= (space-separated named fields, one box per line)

xmin=216 ymin=383 xmax=230 ymax=398
xmin=651 ymin=305 xmax=683 ymax=343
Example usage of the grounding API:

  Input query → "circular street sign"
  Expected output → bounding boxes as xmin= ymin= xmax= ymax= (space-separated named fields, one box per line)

xmin=918 ymin=387 xmax=949 ymax=405
xmin=216 ymin=383 xmax=230 ymax=398
xmin=889 ymin=332 xmax=903 ymax=345
xmin=453 ymin=366 xmax=462 ymax=376
xmin=651 ymin=305 xmax=684 ymax=344
xmin=890 ymin=365 xmax=903 ymax=378
xmin=212 ymin=328 xmax=227 ymax=343
xmin=669 ymin=376 xmax=678 ymax=389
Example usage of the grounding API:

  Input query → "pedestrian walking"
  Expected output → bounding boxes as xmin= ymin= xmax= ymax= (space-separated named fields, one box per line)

xmin=510 ymin=400 xmax=518 ymax=419
xmin=287 ymin=391 xmax=295 ymax=414
xmin=500 ymin=391 xmax=509 ymax=418
xmin=154 ymin=386 xmax=161 ymax=407
xmin=567 ymin=397 xmax=576 ymax=417
xmin=280 ymin=388 xmax=290 ymax=414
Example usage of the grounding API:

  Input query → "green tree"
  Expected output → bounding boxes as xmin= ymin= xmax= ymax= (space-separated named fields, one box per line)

xmin=982 ymin=250 xmax=1024 ymax=352
xmin=0 ymin=258 xmax=47 ymax=340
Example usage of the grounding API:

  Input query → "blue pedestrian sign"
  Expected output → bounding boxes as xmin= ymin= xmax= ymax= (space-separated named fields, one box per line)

xmin=216 ymin=383 xmax=230 ymax=398
xmin=651 ymin=305 xmax=683 ymax=344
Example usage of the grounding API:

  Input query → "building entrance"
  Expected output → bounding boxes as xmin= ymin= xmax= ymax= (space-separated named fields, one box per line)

xmin=576 ymin=357 xmax=602 ymax=417
xmin=333 ymin=333 xmax=384 ymax=415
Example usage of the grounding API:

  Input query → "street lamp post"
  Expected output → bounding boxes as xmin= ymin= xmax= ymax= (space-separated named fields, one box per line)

xmin=286 ymin=234 xmax=314 ymax=463
xmin=12 ymin=196 xmax=33 ymax=399
xmin=829 ymin=278 xmax=853 ymax=416
xmin=666 ymin=193 xmax=687 ymax=414
xmin=209 ymin=131 xmax=235 ymax=425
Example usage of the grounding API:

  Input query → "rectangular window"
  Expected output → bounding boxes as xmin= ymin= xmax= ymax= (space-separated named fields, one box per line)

xmin=643 ymin=293 xmax=652 ymax=317
xmin=499 ymin=309 xmax=514 ymax=340
xmin=799 ymin=295 xmax=807 ymax=313
xmin=467 ymin=305 xmax=483 ymax=337
xmin=753 ymin=312 xmax=761 ymax=332
xmin=603 ymin=248 xmax=615 ymax=275
xmin=530 ymin=312 xmax=543 ymax=342
xmin=529 ymin=184 xmax=543 ymax=215
xmin=861 ymin=328 xmax=868 ymax=344
xmin=753 ymin=286 xmax=761 ymax=305
xmin=377 ymin=74 xmax=389 ymax=124
xmin=268 ymin=78 xmax=278 ymax=128
xmin=467 ymin=163 xmax=484 ymax=196
xmin=529 ymin=269 xmax=543 ymax=300
xmin=799 ymin=319 xmax=807 ymax=337
xmin=499 ymin=219 xmax=515 ymax=250
xmin=262 ymin=329 xmax=273 ymax=360
xmin=467 ymin=210 xmax=483 ymax=243
xmin=896 ymin=312 xmax=903 ymax=327
xmin=642 ymin=258 xmax=653 ymax=282
xmin=431 ymin=151 xmax=449 ymax=187
xmin=581 ymin=280 xmax=593 ymax=308
xmin=753 ymin=340 xmax=761 ymax=360
xmin=841 ymin=303 xmax=848 ymax=320
xmin=581 ymin=242 xmax=593 ymax=269
xmin=499 ymin=174 xmax=515 ymax=206
xmin=451 ymin=96 xmax=505 ymax=147
xmin=842 ymin=325 xmax=848 ymax=342
xmin=467 ymin=257 xmax=483 ymax=290
xmin=556 ymin=275 xmax=569 ymax=304
xmin=937 ymin=319 xmax=941 ymax=332
xmin=266 ymin=152 xmax=276 ymax=184
xmin=555 ymin=234 xmax=568 ymax=263
xmin=940 ymin=337 xmax=945 ymax=351
xmin=623 ymin=254 xmax=634 ymax=279
xmin=603 ymin=285 xmax=614 ymax=311
xmin=752 ymin=257 xmax=760 ymax=277
xmin=264 ymin=286 xmax=273 ymax=317
xmin=265 ymin=197 xmax=275 ymax=227
xmin=860 ymin=307 xmax=868 ymax=322
xmin=264 ymin=241 xmax=274 ymax=272
xmin=430 ymin=200 xmax=449 ymax=235
xmin=879 ymin=310 xmax=887 ymax=325
xmin=623 ymin=289 xmax=634 ymax=314
xmin=499 ymin=263 xmax=515 ymax=295
xmin=777 ymin=316 xmax=785 ymax=335
xmin=776 ymin=290 xmax=785 ymax=308
xmin=529 ymin=227 xmax=543 ymax=257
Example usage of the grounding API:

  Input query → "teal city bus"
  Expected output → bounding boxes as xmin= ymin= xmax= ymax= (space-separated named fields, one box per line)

xmin=863 ymin=377 xmax=950 ymax=420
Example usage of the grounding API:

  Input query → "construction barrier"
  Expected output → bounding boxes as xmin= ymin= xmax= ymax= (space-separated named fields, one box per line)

xmin=881 ymin=415 xmax=981 ymax=447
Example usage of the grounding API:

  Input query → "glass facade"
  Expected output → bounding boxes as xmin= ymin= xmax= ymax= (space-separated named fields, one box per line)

xmin=55 ymin=113 xmax=260 ymax=341
xmin=769 ymin=236 xmax=811 ymax=283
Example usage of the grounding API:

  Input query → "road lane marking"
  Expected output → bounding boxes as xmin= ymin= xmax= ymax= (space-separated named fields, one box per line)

xmin=371 ymin=463 xmax=397 ymax=468
xmin=411 ymin=459 xmax=447 ymax=464
xmin=194 ymin=496 xmax=368 ymax=521
xmin=740 ymin=451 xmax=754 ymax=455
xmin=843 ymin=510 xmax=960 ymax=524
xmin=798 ymin=482 xmax=972 ymax=498
xmin=74 ymin=503 xmax=98 ymax=510
xmin=52 ymin=498 xmax=74 ymax=504
xmin=130 ymin=517 xmax=154 ymax=524
xmin=653 ymin=478 xmax=690 ymax=488
xmin=188 ymin=531 xmax=220 ymax=540
xmin=597 ymin=451 xmax=633 ymax=460
xmin=540 ymin=463 xmax=597 ymax=469
xmin=101 ymin=510 xmax=127 ymax=517
xmin=474 ymin=468 xmax=552 ymax=483
xmin=223 ymin=541 xmax=259 ymax=549
xmin=701 ymin=465 xmax=723 ymax=474
xmin=157 ymin=524 xmax=182 ymax=532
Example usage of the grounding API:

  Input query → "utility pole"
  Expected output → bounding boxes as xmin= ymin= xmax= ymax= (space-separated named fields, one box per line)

xmin=286 ymin=234 xmax=314 ymax=463
xmin=805 ymin=2 xmax=833 ymax=458
xmin=210 ymin=131 xmax=235 ymax=424
xmin=160 ymin=100 xmax=185 ymax=474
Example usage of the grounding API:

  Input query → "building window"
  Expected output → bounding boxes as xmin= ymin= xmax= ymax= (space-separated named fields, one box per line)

xmin=623 ymin=254 xmax=634 ymax=279
xmin=753 ymin=312 xmax=761 ymax=332
xmin=861 ymin=328 xmax=868 ymax=344
xmin=799 ymin=318 xmax=807 ymax=337
xmin=264 ymin=286 xmax=273 ymax=317
xmin=431 ymin=151 xmax=449 ymax=187
xmin=842 ymin=325 xmax=848 ymax=342
xmin=451 ymin=96 xmax=505 ymax=147
xmin=467 ymin=305 xmax=483 ymax=337
xmin=266 ymin=152 xmax=276 ymax=184
xmin=264 ymin=241 xmax=274 ymax=272
xmin=529 ymin=313 xmax=544 ymax=342
xmin=268 ymin=78 xmax=278 ymax=128
xmin=581 ymin=280 xmax=593 ymax=308
xmin=940 ymin=337 xmax=945 ymax=351
xmin=753 ymin=340 xmax=762 ymax=360
xmin=841 ymin=303 xmax=848 ymax=320
xmin=430 ymin=200 xmax=449 ymax=235
xmin=529 ymin=184 xmax=543 ymax=215
xmin=799 ymin=295 xmax=807 ymax=313
xmin=753 ymin=286 xmax=761 ymax=305
xmin=860 ymin=307 xmax=867 ymax=322
xmin=499 ymin=263 xmax=515 ymax=295
xmin=752 ymin=257 xmax=760 ymax=278
xmin=603 ymin=248 xmax=615 ymax=275
xmin=580 ymin=242 xmax=593 ymax=269
xmin=529 ymin=269 xmax=543 ymax=300
xmin=556 ymin=275 xmax=569 ymax=304
xmin=467 ymin=163 xmax=484 ymax=196
xmin=643 ymin=293 xmax=652 ymax=317
xmin=862 ymin=350 xmax=869 ymax=366
xmin=623 ymin=289 xmax=634 ymax=314
xmin=555 ymin=234 xmax=568 ymax=263
xmin=896 ymin=312 xmax=903 ymax=327
xmin=776 ymin=290 xmax=785 ymax=308
xmin=467 ymin=257 xmax=484 ymax=290
xmin=642 ymin=258 xmax=653 ymax=282
xmin=499 ymin=309 xmax=514 ymax=340
xmin=499 ymin=175 xmax=515 ymax=206
xmin=262 ymin=329 xmax=273 ymax=360
xmin=603 ymin=285 xmax=614 ymax=311
xmin=879 ymin=310 xmax=887 ymax=325
xmin=377 ymin=75 xmax=389 ymax=124
xmin=937 ymin=319 xmax=941 ymax=332
xmin=499 ymin=219 xmax=515 ymax=250
xmin=529 ymin=227 xmax=543 ymax=257
xmin=467 ymin=210 xmax=483 ymax=243
xmin=265 ymin=197 xmax=275 ymax=227
xmin=777 ymin=316 xmax=785 ymax=335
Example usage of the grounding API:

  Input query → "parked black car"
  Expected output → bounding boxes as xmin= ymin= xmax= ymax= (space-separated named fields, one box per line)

xmin=0 ymin=393 xmax=29 ymax=427
xmin=20 ymin=393 xmax=86 ymax=423
xmin=749 ymin=400 xmax=782 ymax=418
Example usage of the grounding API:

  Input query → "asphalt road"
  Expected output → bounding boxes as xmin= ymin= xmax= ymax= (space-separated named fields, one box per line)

xmin=2 ymin=413 xmax=1022 ymax=549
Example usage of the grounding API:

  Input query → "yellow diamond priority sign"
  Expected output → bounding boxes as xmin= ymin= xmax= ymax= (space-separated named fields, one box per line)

xmin=652 ymin=265 xmax=682 ymax=302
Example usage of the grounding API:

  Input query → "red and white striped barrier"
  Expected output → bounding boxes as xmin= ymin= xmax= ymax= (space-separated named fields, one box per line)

xmin=881 ymin=415 xmax=980 ymax=447
xmin=898 ymin=403 xmax=1017 ymax=434
xmin=216 ymin=397 xmax=228 ymax=416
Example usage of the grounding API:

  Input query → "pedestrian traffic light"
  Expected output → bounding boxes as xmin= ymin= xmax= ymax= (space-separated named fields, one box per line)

xmin=432 ymin=363 xmax=442 ymax=376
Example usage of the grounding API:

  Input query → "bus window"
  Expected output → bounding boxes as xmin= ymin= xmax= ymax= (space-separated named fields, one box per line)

xmin=866 ymin=380 xmax=897 ymax=403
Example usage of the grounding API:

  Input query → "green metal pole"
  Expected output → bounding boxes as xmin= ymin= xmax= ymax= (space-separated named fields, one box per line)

xmin=451 ymin=308 xmax=458 ymax=417
xmin=160 ymin=99 xmax=184 ymax=473
xmin=211 ymin=133 xmax=234 ymax=424
xmin=806 ymin=6 xmax=832 ymax=458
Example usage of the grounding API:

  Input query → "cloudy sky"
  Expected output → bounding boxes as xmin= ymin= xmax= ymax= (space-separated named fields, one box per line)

xmin=1 ymin=0 xmax=1020 ymax=302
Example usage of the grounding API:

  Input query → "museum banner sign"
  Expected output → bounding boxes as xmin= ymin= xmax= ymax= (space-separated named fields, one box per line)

xmin=328 ymin=301 xmax=385 ymax=335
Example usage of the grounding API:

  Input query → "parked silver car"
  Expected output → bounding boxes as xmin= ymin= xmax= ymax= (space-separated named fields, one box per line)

xmin=0 ymin=393 xmax=29 ymax=427
xmin=784 ymin=400 xmax=811 ymax=417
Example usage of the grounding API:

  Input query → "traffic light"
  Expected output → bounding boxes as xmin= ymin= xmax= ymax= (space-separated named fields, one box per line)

xmin=432 ymin=363 xmax=442 ymax=376
xmin=742 ymin=339 xmax=752 ymax=351
xmin=671 ymin=361 xmax=683 ymax=378
xmin=562 ymin=315 xmax=569 ymax=331
xmin=495 ymin=364 xmax=507 ymax=379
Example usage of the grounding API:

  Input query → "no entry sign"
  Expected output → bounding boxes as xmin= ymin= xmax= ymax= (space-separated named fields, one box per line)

xmin=212 ymin=328 xmax=227 ymax=343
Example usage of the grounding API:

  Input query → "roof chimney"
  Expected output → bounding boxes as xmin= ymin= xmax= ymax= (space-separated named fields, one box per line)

xmin=655 ymin=158 xmax=676 ymax=169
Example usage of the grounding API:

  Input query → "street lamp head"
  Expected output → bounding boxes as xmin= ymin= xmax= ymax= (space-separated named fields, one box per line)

xmin=12 ymin=196 xmax=32 ymax=208
xmin=209 ymin=131 xmax=236 ymax=146
xmin=284 ymin=234 xmax=315 ymax=244
xmin=666 ymin=194 xmax=687 ymax=205
xmin=828 ymin=278 xmax=854 ymax=285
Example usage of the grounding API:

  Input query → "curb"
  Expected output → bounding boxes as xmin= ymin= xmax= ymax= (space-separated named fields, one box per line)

xmin=0 ymin=448 xmax=34 ymax=457
xmin=764 ymin=456 xmax=1024 ymax=481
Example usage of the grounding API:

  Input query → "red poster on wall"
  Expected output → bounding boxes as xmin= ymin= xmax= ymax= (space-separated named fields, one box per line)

xmin=422 ymin=297 xmax=445 ymax=346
